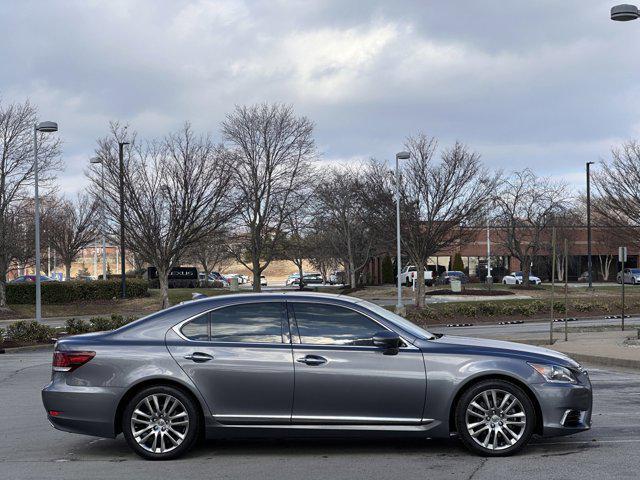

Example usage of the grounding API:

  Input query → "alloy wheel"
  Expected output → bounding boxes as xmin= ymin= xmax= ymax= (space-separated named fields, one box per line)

xmin=465 ymin=388 xmax=527 ymax=451
xmin=130 ymin=393 xmax=190 ymax=454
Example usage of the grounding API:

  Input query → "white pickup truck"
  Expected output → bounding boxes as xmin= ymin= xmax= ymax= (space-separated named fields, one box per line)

xmin=399 ymin=265 xmax=433 ymax=287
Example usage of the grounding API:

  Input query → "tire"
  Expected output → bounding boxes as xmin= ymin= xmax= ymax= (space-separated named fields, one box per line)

xmin=455 ymin=379 xmax=535 ymax=457
xmin=503 ymin=280 xmax=507 ymax=285
xmin=122 ymin=385 xmax=200 ymax=460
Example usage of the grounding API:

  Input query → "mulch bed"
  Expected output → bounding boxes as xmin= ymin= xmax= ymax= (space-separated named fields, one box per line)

xmin=426 ymin=289 xmax=515 ymax=296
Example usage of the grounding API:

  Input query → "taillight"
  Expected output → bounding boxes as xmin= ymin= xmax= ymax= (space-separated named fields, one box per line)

xmin=52 ymin=351 xmax=95 ymax=372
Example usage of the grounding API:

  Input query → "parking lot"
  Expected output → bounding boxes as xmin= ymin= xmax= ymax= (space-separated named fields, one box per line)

xmin=1 ymin=350 xmax=639 ymax=480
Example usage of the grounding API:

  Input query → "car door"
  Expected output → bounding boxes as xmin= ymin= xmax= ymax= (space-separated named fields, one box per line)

xmin=166 ymin=301 xmax=294 ymax=424
xmin=288 ymin=301 xmax=427 ymax=425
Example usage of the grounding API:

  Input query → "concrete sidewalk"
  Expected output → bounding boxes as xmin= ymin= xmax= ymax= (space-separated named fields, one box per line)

xmin=547 ymin=330 xmax=640 ymax=369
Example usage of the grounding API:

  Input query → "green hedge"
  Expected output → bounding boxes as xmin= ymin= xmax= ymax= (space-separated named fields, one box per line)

xmin=5 ymin=321 xmax=56 ymax=343
xmin=65 ymin=314 xmax=137 ymax=335
xmin=6 ymin=279 xmax=149 ymax=304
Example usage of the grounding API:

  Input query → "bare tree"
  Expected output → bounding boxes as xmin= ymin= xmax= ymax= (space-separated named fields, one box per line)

xmin=316 ymin=161 xmax=394 ymax=287
xmin=283 ymin=197 xmax=314 ymax=290
xmin=592 ymin=141 xmax=640 ymax=253
xmin=222 ymin=103 xmax=315 ymax=291
xmin=400 ymin=134 xmax=497 ymax=307
xmin=89 ymin=123 xmax=236 ymax=308
xmin=0 ymin=100 xmax=61 ymax=308
xmin=186 ymin=235 xmax=233 ymax=285
xmin=46 ymin=194 xmax=98 ymax=280
xmin=493 ymin=169 xmax=569 ymax=286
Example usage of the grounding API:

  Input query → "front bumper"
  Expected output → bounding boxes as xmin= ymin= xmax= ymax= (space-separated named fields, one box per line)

xmin=531 ymin=376 xmax=592 ymax=437
xmin=42 ymin=374 xmax=124 ymax=438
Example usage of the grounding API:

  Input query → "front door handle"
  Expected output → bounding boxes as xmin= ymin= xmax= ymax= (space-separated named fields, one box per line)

xmin=184 ymin=352 xmax=214 ymax=363
xmin=296 ymin=355 xmax=327 ymax=366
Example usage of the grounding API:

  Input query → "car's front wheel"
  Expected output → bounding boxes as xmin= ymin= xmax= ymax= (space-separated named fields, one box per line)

xmin=122 ymin=385 xmax=200 ymax=460
xmin=455 ymin=379 xmax=535 ymax=456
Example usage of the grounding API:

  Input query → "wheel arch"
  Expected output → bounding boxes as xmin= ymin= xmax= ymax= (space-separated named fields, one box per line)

xmin=447 ymin=373 xmax=543 ymax=436
xmin=114 ymin=377 xmax=207 ymax=436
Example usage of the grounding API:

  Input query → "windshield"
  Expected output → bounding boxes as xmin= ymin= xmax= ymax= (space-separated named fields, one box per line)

xmin=631 ymin=269 xmax=640 ymax=274
xmin=357 ymin=300 xmax=434 ymax=340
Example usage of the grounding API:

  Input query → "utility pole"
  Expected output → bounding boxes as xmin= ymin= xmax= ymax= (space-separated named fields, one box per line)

xmin=549 ymin=226 xmax=556 ymax=345
xmin=486 ymin=225 xmax=492 ymax=291
xmin=586 ymin=161 xmax=594 ymax=289
xmin=620 ymin=246 xmax=627 ymax=331
xmin=564 ymin=238 xmax=568 ymax=342
xmin=118 ymin=141 xmax=129 ymax=299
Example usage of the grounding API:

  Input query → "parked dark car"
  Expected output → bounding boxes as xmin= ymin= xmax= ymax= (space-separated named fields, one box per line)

xmin=436 ymin=270 xmax=469 ymax=285
xmin=147 ymin=267 xmax=199 ymax=288
xmin=43 ymin=292 xmax=592 ymax=460
xmin=292 ymin=273 xmax=324 ymax=286
xmin=9 ymin=274 xmax=55 ymax=283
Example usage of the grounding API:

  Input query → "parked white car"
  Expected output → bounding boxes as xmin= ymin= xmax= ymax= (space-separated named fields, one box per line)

xmin=617 ymin=268 xmax=640 ymax=284
xmin=502 ymin=271 xmax=542 ymax=285
xmin=399 ymin=265 xmax=433 ymax=287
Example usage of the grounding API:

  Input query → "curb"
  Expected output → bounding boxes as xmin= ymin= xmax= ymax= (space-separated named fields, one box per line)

xmin=0 ymin=343 xmax=54 ymax=354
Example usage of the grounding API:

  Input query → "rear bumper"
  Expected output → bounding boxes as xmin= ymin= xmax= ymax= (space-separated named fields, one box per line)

xmin=532 ymin=379 xmax=592 ymax=437
xmin=42 ymin=376 xmax=124 ymax=438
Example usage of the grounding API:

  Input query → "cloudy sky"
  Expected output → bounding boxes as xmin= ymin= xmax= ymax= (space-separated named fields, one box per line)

xmin=2 ymin=0 xmax=639 ymax=194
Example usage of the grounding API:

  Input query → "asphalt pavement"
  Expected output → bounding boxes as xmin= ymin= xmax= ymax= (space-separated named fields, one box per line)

xmin=1 ymin=350 xmax=639 ymax=480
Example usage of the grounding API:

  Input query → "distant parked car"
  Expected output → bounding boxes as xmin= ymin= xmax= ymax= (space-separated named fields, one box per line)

xmin=292 ymin=273 xmax=324 ymax=286
xmin=286 ymin=273 xmax=302 ymax=286
xmin=224 ymin=273 xmax=247 ymax=285
xmin=617 ymin=268 xmax=640 ymax=285
xmin=436 ymin=271 xmax=468 ymax=285
xmin=260 ymin=275 xmax=267 ymax=286
xmin=399 ymin=265 xmax=434 ymax=287
xmin=9 ymin=274 xmax=56 ymax=283
xmin=502 ymin=272 xmax=541 ymax=286
xmin=198 ymin=272 xmax=229 ymax=287
xmin=329 ymin=270 xmax=346 ymax=285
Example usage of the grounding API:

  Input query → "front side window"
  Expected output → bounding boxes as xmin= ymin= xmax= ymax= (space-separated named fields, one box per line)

xmin=210 ymin=302 xmax=284 ymax=343
xmin=292 ymin=303 xmax=383 ymax=346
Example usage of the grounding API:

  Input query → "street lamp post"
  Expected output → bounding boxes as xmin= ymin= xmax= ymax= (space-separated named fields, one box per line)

xmin=33 ymin=121 xmax=58 ymax=322
xmin=118 ymin=142 xmax=129 ymax=299
xmin=90 ymin=157 xmax=108 ymax=280
xmin=586 ymin=161 xmax=594 ymax=289
xmin=395 ymin=151 xmax=410 ymax=314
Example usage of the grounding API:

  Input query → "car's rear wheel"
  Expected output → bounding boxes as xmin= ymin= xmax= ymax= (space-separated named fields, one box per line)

xmin=455 ymin=379 xmax=535 ymax=456
xmin=122 ymin=385 xmax=199 ymax=460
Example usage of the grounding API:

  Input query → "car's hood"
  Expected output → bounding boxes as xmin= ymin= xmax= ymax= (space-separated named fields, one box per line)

xmin=422 ymin=335 xmax=578 ymax=367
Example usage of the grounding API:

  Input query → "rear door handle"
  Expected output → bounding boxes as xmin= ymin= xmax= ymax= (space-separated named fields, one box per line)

xmin=184 ymin=352 xmax=214 ymax=363
xmin=296 ymin=355 xmax=327 ymax=366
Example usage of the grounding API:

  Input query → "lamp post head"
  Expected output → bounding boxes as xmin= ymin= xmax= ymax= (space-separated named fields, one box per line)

xmin=36 ymin=121 xmax=58 ymax=133
xmin=90 ymin=157 xmax=103 ymax=164
xmin=611 ymin=4 xmax=639 ymax=21
xmin=396 ymin=151 xmax=410 ymax=160
xmin=119 ymin=141 xmax=130 ymax=146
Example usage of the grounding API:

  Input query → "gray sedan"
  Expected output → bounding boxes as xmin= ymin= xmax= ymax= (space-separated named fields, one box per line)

xmin=42 ymin=292 xmax=592 ymax=460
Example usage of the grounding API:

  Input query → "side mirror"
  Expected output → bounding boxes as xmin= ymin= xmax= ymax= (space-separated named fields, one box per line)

xmin=373 ymin=331 xmax=401 ymax=355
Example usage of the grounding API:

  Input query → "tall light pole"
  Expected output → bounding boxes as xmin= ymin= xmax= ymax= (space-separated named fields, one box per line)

xmin=33 ymin=121 xmax=58 ymax=322
xmin=395 ymin=151 xmax=410 ymax=314
xmin=90 ymin=157 xmax=107 ymax=280
xmin=118 ymin=142 xmax=129 ymax=298
xmin=586 ymin=161 xmax=594 ymax=289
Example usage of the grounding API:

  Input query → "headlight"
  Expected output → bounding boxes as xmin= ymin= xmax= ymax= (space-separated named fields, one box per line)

xmin=528 ymin=363 xmax=577 ymax=384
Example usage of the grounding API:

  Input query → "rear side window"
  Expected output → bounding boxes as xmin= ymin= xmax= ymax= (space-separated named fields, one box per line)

xmin=291 ymin=303 xmax=383 ymax=346
xmin=181 ymin=313 xmax=209 ymax=341
xmin=210 ymin=302 xmax=284 ymax=343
